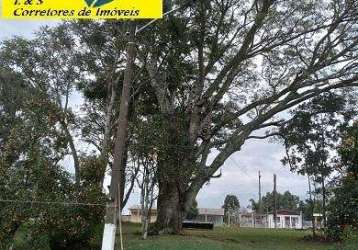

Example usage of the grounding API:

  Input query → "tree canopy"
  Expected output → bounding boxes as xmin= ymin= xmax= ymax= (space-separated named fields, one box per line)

xmin=223 ymin=194 xmax=240 ymax=218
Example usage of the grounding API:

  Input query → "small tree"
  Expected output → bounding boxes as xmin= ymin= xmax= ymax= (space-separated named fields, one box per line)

xmin=223 ymin=195 xmax=240 ymax=225
xmin=185 ymin=200 xmax=199 ymax=220
xmin=136 ymin=153 xmax=157 ymax=240
xmin=327 ymin=122 xmax=358 ymax=240
xmin=132 ymin=118 xmax=160 ymax=240
xmin=279 ymin=92 xmax=357 ymax=234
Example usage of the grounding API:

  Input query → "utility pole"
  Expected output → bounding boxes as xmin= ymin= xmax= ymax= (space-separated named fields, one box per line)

xmin=101 ymin=23 xmax=137 ymax=250
xmin=273 ymin=174 xmax=277 ymax=229
xmin=258 ymin=171 xmax=262 ymax=214
xmin=101 ymin=3 xmax=198 ymax=249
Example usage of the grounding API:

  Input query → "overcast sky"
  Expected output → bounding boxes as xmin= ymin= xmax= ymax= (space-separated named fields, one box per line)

xmin=0 ymin=20 xmax=310 ymax=211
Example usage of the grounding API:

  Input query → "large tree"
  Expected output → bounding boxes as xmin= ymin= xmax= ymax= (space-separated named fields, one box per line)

xmin=135 ymin=0 xmax=358 ymax=233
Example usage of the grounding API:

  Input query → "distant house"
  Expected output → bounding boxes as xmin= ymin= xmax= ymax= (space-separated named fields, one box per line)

xmin=195 ymin=208 xmax=225 ymax=225
xmin=302 ymin=213 xmax=324 ymax=229
xmin=124 ymin=205 xmax=157 ymax=223
xmin=124 ymin=206 xmax=224 ymax=225
xmin=240 ymin=209 xmax=303 ymax=229
xmin=267 ymin=210 xmax=302 ymax=229
xmin=312 ymin=213 xmax=324 ymax=228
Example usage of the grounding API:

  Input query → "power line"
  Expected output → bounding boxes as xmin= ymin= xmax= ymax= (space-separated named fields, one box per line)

xmin=227 ymin=156 xmax=255 ymax=181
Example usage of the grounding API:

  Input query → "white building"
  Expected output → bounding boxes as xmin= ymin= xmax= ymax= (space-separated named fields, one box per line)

xmin=122 ymin=205 xmax=158 ymax=223
xmin=196 ymin=208 xmax=225 ymax=225
xmin=239 ymin=209 xmax=303 ymax=229
xmin=267 ymin=210 xmax=302 ymax=229
xmin=124 ymin=206 xmax=224 ymax=225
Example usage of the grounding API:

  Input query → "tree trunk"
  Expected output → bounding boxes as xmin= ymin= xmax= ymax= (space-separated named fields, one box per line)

xmin=100 ymin=80 xmax=117 ymax=187
xmin=308 ymin=175 xmax=316 ymax=237
xmin=120 ymin=142 xmax=129 ymax=208
xmin=322 ymin=177 xmax=327 ymax=229
xmin=155 ymin=181 xmax=184 ymax=234
xmin=60 ymin=120 xmax=80 ymax=186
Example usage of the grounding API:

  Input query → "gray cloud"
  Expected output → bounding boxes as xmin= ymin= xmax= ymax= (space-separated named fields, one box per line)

xmin=0 ymin=20 xmax=57 ymax=41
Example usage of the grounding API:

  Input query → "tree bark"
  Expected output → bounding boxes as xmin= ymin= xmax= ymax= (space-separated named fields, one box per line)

xmin=154 ymin=171 xmax=204 ymax=234
xmin=322 ymin=177 xmax=327 ymax=229
xmin=308 ymin=176 xmax=316 ymax=237
xmin=100 ymin=79 xmax=117 ymax=187
xmin=153 ymin=126 xmax=249 ymax=234
xmin=155 ymin=180 xmax=184 ymax=234
xmin=109 ymin=24 xmax=136 ymax=201
xmin=60 ymin=119 xmax=80 ymax=186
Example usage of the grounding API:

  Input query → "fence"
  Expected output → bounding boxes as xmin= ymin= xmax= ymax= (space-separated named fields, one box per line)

xmin=239 ymin=213 xmax=268 ymax=228
xmin=228 ymin=213 xmax=306 ymax=229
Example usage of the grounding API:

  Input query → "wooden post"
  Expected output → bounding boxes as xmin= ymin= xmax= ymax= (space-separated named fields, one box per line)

xmin=101 ymin=23 xmax=137 ymax=250
xmin=258 ymin=171 xmax=262 ymax=214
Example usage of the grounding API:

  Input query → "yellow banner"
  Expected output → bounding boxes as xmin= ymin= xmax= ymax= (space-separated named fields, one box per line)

xmin=1 ymin=0 xmax=163 ymax=19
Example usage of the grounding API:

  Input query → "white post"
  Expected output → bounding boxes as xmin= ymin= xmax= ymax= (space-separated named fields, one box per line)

xmin=300 ymin=211 xmax=303 ymax=229
xmin=101 ymin=223 xmax=117 ymax=250
xmin=252 ymin=213 xmax=254 ymax=228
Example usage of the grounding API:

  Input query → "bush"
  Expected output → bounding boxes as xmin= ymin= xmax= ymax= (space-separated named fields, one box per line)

xmin=332 ymin=228 xmax=358 ymax=250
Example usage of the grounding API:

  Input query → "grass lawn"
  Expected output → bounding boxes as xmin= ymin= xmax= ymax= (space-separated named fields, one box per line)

xmin=122 ymin=223 xmax=337 ymax=250
xmin=13 ymin=222 xmax=356 ymax=249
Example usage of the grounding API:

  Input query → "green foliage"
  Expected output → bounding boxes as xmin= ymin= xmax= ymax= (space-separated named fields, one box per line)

xmin=13 ymin=222 xmax=51 ymax=250
xmin=250 ymin=191 xmax=300 ymax=213
xmin=186 ymin=200 xmax=199 ymax=220
xmin=338 ymin=124 xmax=358 ymax=178
xmin=36 ymin=157 xmax=106 ymax=250
xmin=280 ymin=92 xmax=354 ymax=177
xmin=0 ymin=46 xmax=105 ymax=249
xmin=279 ymin=92 xmax=357 ymax=231
xmin=0 ymin=66 xmax=71 ymax=249
xmin=300 ymin=199 xmax=323 ymax=221
xmin=327 ymin=123 xmax=358 ymax=240
xmin=223 ymin=195 xmax=240 ymax=215
xmin=337 ymin=231 xmax=358 ymax=250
